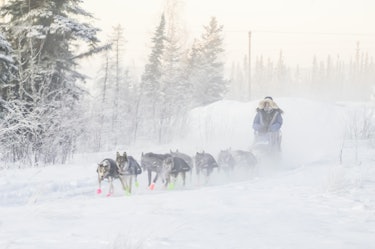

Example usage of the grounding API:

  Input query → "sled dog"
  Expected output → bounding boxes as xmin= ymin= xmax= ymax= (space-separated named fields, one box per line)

xmin=194 ymin=151 xmax=219 ymax=183
xmin=217 ymin=149 xmax=236 ymax=172
xmin=170 ymin=150 xmax=194 ymax=170
xmin=162 ymin=156 xmax=191 ymax=187
xmin=141 ymin=152 xmax=191 ymax=189
xmin=218 ymin=149 xmax=257 ymax=171
xmin=141 ymin=152 xmax=172 ymax=189
xmin=96 ymin=158 xmax=129 ymax=196
xmin=116 ymin=152 xmax=142 ymax=193
xmin=170 ymin=149 xmax=194 ymax=183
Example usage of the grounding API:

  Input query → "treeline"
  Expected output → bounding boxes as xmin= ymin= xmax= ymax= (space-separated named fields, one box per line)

xmin=80 ymin=1 xmax=227 ymax=152
xmin=1 ymin=1 xmax=373 ymax=166
xmin=229 ymin=43 xmax=375 ymax=101
xmin=0 ymin=1 xmax=228 ymax=165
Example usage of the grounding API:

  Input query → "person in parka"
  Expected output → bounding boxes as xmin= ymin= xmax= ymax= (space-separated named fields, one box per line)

xmin=253 ymin=96 xmax=283 ymax=134
xmin=252 ymin=96 xmax=283 ymax=151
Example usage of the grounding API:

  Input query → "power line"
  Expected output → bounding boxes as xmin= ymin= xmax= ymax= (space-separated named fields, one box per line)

xmin=224 ymin=29 xmax=375 ymax=37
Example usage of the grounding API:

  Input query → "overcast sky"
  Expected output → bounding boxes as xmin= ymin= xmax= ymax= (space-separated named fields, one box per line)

xmin=83 ymin=0 xmax=375 ymax=71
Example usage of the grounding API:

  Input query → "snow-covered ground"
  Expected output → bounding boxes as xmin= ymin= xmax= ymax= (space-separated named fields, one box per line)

xmin=1 ymin=98 xmax=375 ymax=249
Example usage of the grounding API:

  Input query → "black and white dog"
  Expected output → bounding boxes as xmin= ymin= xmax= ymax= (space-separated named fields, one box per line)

xmin=115 ymin=152 xmax=142 ymax=194
xmin=96 ymin=158 xmax=128 ymax=196
xmin=162 ymin=156 xmax=191 ymax=188
xmin=141 ymin=152 xmax=171 ymax=190
xmin=170 ymin=149 xmax=194 ymax=183
xmin=170 ymin=150 xmax=194 ymax=170
xmin=217 ymin=149 xmax=236 ymax=172
xmin=141 ymin=152 xmax=191 ymax=190
xmin=218 ymin=148 xmax=257 ymax=173
xmin=194 ymin=151 xmax=219 ymax=183
xmin=230 ymin=149 xmax=257 ymax=168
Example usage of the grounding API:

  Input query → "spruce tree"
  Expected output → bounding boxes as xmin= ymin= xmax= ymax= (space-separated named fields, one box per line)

xmin=188 ymin=17 xmax=227 ymax=107
xmin=141 ymin=14 xmax=166 ymax=104
xmin=137 ymin=14 xmax=167 ymax=140
xmin=158 ymin=2 xmax=190 ymax=142
xmin=0 ymin=0 xmax=100 ymax=164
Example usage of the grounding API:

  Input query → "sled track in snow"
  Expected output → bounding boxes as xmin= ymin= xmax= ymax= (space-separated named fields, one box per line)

xmin=0 ymin=177 xmax=97 ymax=207
xmin=0 ymin=159 xmax=319 ymax=207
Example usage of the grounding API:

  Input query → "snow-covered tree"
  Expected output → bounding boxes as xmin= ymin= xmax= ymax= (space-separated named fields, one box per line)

xmin=185 ymin=39 xmax=206 ymax=107
xmin=1 ymin=0 xmax=99 ymax=101
xmin=187 ymin=17 xmax=227 ymax=107
xmin=156 ymin=1 xmax=191 ymax=142
xmin=110 ymin=25 xmax=126 ymax=134
xmin=162 ymin=0 xmax=189 ymax=110
xmin=141 ymin=14 xmax=166 ymax=109
xmin=228 ymin=60 xmax=246 ymax=101
xmin=0 ymin=0 xmax=100 ymax=165
xmin=136 ymin=14 xmax=167 ymax=141
xmin=0 ymin=32 xmax=17 ymax=102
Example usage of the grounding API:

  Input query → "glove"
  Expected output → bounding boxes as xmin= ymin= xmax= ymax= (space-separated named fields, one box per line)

xmin=268 ymin=125 xmax=277 ymax=132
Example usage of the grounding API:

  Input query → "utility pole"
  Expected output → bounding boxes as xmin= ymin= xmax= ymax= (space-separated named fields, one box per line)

xmin=248 ymin=31 xmax=252 ymax=100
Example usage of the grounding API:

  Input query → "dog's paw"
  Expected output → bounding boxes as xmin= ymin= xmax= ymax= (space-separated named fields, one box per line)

xmin=149 ymin=183 xmax=155 ymax=190
xmin=96 ymin=189 xmax=102 ymax=194
xmin=135 ymin=181 xmax=139 ymax=187
xmin=167 ymin=183 xmax=175 ymax=190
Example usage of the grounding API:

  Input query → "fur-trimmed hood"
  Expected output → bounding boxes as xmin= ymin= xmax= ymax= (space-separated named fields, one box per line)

xmin=256 ymin=99 xmax=283 ymax=113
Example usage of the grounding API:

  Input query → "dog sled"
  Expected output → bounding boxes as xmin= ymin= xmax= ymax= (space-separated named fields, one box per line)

xmin=251 ymin=130 xmax=282 ymax=157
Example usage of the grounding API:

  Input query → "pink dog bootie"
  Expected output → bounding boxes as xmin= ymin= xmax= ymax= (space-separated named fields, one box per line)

xmin=149 ymin=183 xmax=155 ymax=190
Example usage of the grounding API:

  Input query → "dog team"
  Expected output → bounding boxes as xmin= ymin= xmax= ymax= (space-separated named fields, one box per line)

xmin=96 ymin=149 xmax=257 ymax=196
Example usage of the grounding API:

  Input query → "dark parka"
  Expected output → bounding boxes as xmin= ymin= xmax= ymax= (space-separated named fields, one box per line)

xmin=253 ymin=99 xmax=283 ymax=133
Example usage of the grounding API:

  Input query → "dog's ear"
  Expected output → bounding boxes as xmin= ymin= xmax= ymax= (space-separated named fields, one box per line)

xmin=123 ymin=152 xmax=127 ymax=158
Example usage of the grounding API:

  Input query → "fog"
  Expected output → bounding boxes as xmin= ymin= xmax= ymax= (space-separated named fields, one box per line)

xmin=80 ymin=0 xmax=375 ymax=104
xmin=1 ymin=1 xmax=374 ymax=247
xmin=82 ymin=0 xmax=375 ymax=72
xmin=1 ymin=98 xmax=374 ymax=249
